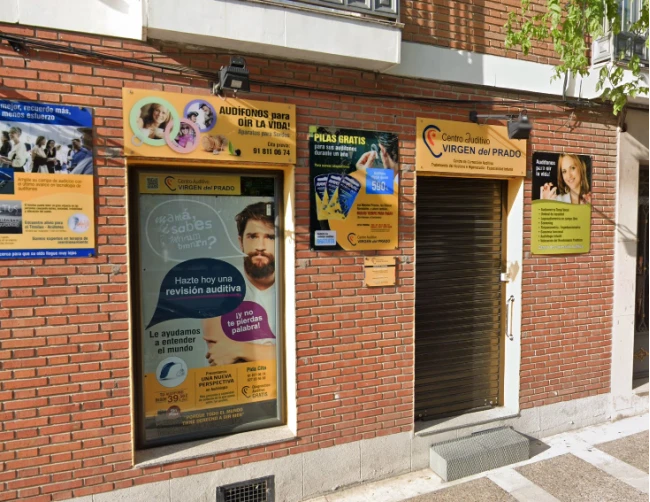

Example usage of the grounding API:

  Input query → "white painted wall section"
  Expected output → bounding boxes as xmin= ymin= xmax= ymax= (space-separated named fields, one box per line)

xmin=146 ymin=0 xmax=401 ymax=71
xmin=389 ymin=43 xmax=564 ymax=95
xmin=2 ymin=1 xmax=19 ymax=24
xmin=0 ymin=0 xmax=143 ymax=40
xmin=504 ymin=178 xmax=524 ymax=413
xmin=389 ymin=42 xmax=648 ymax=105
xmin=611 ymin=109 xmax=649 ymax=418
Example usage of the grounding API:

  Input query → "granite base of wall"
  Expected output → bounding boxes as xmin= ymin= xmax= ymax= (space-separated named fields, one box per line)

xmin=64 ymin=393 xmax=648 ymax=502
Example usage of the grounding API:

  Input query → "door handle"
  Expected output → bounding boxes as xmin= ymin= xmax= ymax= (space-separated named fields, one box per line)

xmin=505 ymin=295 xmax=515 ymax=341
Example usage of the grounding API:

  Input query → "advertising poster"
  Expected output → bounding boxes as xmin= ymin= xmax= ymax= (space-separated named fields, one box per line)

xmin=416 ymin=118 xmax=527 ymax=177
xmin=531 ymin=152 xmax=592 ymax=254
xmin=122 ymin=89 xmax=296 ymax=164
xmin=138 ymin=172 xmax=281 ymax=445
xmin=309 ymin=126 xmax=399 ymax=251
xmin=0 ymin=99 xmax=95 ymax=259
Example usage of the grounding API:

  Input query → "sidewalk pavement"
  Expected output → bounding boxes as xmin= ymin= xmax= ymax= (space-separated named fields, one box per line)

xmin=307 ymin=413 xmax=649 ymax=502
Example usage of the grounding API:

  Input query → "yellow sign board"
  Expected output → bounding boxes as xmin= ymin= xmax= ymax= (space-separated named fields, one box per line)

xmin=531 ymin=152 xmax=592 ymax=254
xmin=138 ymin=173 xmax=241 ymax=195
xmin=416 ymin=118 xmax=526 ymax=177
xmin=144 ymin=361 xmax=277 ymax=418
xmin=123 ymin=88 xmax=296 ymax=164
xmin=0 ymin=175 xmax=95 ymax=259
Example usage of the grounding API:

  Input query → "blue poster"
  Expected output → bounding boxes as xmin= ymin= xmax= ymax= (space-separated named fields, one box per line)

xmin=0 ymin=99 xmax=95 ymax=259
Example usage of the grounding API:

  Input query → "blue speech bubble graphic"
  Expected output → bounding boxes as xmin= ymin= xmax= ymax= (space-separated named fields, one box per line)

xmin=146 ymin=258 xmax=246 ymax=329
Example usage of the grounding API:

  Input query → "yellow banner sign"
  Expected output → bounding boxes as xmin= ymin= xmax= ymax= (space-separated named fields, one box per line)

xmin=138 ymin=173 xmax=241 ymax=195
xmin=531 ymin=152 xmax=592 ymax=254
xmin=0 ymin=174 xmax=95 ymax=259
xmin=123 ymin=89 xmax=296 ymax=164
xmin=416 ymin=118 xmax=526 ymax=177
xmin=144 ymin=360 xmax=277 ymax=418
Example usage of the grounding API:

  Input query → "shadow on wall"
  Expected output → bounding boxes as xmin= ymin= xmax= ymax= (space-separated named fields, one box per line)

xmin=396 ymin=45 xmax=485 ymax=87
xmin=98 ymin=0 xmax=131 ymax=14
xmin=401 ymin=0 xmax=489 ymax=52
xmin=591 ymin=201 xmax=638 ymax=259
xmin=398 ymin=0 xmax=486 ymax=85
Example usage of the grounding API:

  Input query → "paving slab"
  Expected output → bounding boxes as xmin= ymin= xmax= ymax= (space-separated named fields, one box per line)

xmin=569 ymin=442 xmax=649 ymax=494
xmin=596 ymin=430 xmax=649 ymax=473
xmin=305 ymin=415 xmax=649 ymax=502
xmin=573 ymin=413 xmax=648 ymax=445
xmin=516 ymin=453 xmax=647 ymax=502
xmin=320 ymin=470 xmax=445 ymax=502
xmin=403 ymin=477 xmax=517 ymax=502
xmin=488 ymin=469 xmax=561 ymax=502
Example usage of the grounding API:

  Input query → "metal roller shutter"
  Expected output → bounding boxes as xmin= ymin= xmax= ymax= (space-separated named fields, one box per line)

xmin=415 ymin=176 xmax=504 ymax=421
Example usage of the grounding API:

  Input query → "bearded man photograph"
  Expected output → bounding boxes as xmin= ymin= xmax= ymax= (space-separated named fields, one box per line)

xmin=202 ymin=202 xmax=277 ymax=366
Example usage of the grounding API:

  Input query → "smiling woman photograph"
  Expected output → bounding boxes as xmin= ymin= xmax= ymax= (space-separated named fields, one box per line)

xmin=540 ymin=153 xmax=591 ymax=205
xmin=136 ymin=103 xmax=172 ymax=140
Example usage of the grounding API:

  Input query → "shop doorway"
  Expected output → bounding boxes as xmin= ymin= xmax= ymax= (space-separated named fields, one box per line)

xmin=414 ymin=176 xmax=506 ymax=421
xmin=633 ymin=164 xmax=649 ymax=385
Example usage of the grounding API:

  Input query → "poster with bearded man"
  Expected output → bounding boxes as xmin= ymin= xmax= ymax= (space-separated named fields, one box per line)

xmin=136 ymin=172 xmax=281 ymax=446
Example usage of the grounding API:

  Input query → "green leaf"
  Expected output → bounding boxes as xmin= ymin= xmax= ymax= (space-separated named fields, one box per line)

xmin=502 ymin=0 xmax=648 ymax=116
xmin=228 ymin=141 xmax=235 ymax=156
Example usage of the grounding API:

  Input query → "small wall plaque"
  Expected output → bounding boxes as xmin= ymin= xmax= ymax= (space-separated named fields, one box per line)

xmin=364 ymin=257 xmax=397 ymax=287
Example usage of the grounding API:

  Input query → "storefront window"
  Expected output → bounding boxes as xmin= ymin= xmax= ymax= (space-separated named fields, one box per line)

xmin=133 ymin=169 xmax=283 ymax=447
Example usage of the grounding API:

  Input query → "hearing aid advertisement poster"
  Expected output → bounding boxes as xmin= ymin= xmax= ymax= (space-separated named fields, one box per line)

xmin=531 ymin=152 xmax=592 ymax=255
xmin=309 ymin=126 xmax=399 ymax=251
xmin=137 ymin=172 xmax=281 ymax=445
xmin=122 ymin=89 xmax=296 ymax=164
xmin=416 ymin=118 xmax=526 ymax=177
xmin=0 ymin=99 xmax=95 ymax=259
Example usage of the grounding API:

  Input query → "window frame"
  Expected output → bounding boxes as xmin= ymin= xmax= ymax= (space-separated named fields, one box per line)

xmin=257 ymin=0 xmax=399 ymax=20
xmin=129 ymin=164 xmax=286 ymax=450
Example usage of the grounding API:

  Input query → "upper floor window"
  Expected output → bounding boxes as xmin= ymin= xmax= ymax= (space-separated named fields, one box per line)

xmin=593 ymin=0 xmax=648 ymax=66
xmin=268 ymin=0 xmax=398 ymax=20
xmin=619 ymin=0 xmax=644 ymax=32
xmin=616 ymin=0 xmax=648 ymax=65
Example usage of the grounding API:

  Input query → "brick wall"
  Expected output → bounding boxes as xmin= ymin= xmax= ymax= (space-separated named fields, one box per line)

xmin=0 ymin=24 xmax=616 ymax=501
xmin=401 ymin=0 xmax=563 ymax=65
xmin=520 ymin=112 xmax=617 ymax=408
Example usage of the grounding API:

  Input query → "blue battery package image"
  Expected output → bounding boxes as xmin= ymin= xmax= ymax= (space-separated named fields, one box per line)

xmin=326 ymin=173 xmax=342 ymax=201
xmin=313 ymin=174 xmax=330 ymax=220
xmin=314 ymin=174 xmax=328 ymax=201
xmin=325 ymin=173 xmax=344 ymax=219
xmin=336 ymin=175 xmax=361 ymax=217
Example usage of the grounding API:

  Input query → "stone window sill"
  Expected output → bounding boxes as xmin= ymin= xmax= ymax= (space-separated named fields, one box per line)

xmin=135 ymin=425 xmax=297 ymax=468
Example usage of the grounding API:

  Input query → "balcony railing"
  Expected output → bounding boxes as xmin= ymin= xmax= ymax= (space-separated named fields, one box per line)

xmin=593 ymin=31 xmax=649 ymax=66
xmin=616 ymin=31 xmax=649 ymax=65
xmin=268 ymin=0 xmax=398 ymax=20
